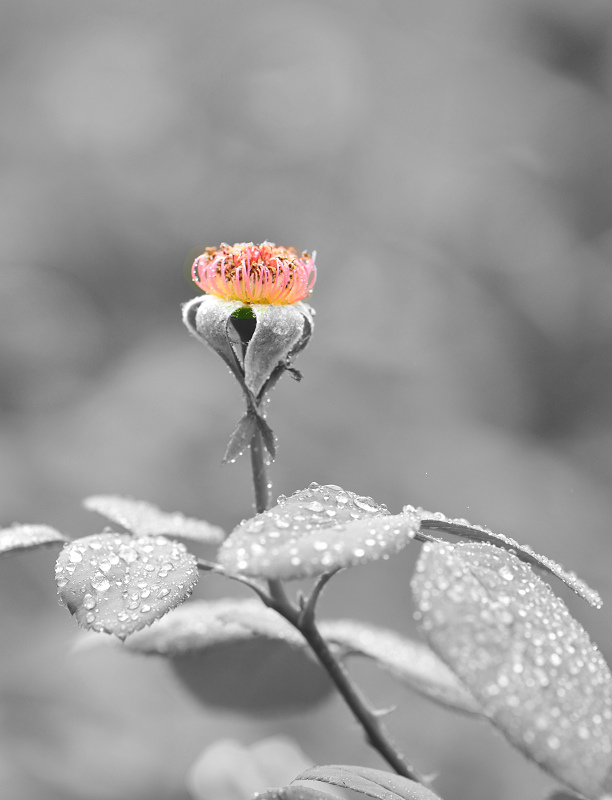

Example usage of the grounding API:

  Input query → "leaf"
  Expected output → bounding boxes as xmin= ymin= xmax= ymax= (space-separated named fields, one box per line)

xmin=124 ymin=598 xmax=306 ymax=655
xmin=411 ymin=541 xmax=612 ymax=799
xmin=55 ymin=533 xmax=199 ymax=639
xmin=256 ymin=788 xmax=339 ymax=800
xmin=319 ymin=619 xmax=480 ymax=716
xmin=125 ymin=599 xmax=333 ymax=714
xmin=409 ymin=506 xmax=602 ymax=608
xmin=83 ymin=495 xmax=225 ymax=544
xmin=0 ymin=524 xmax=69 ymax=556
xmin=219 ymin=483 xmax=419 ymax=581
xmin=223 ymin=412 xmax=258 ymax=463
xmin=294 ymin=766 xmax=444 ymax=800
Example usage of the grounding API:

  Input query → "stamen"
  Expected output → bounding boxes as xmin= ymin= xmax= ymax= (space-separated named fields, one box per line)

xmin=192 ymin=242 xmax=316 ymax=305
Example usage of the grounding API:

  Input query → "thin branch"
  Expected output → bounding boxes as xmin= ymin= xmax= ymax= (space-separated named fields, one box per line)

xmin=298 ymin=568 xmax=342 ymax=628
xmin=274 ymin=598 xmax=426 ymax=784
xmin=196 ymin=559 xmax=271 ymax=604
xmin=245 ymin=377 xmax=424 ymax=784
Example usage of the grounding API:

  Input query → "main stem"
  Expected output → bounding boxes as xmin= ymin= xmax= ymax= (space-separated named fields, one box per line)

xmin=297 ymin=616 xmax=424 ymax=783
xmin=247 ymin=424 xmax=423 ymax=784
xmin=250 ymin=426 xmax=272 ymax=514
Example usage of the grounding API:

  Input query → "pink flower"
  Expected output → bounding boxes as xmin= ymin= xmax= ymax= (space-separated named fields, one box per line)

xmin=192 ymin=241 xmax=316 ymax=305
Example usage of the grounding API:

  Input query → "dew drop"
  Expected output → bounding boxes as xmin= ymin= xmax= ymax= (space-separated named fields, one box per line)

xmin=82 ymin=594 xmax=96 ymax=610
xmin=91 ymin=574 xmax=111 ymax=592
xmin=354 ymin=497 xmax=380 ymax=513
xmin=69 ymin=549 xmax=83 ymax=563
xmin=119 ymin=546 xmax=137 ymax=563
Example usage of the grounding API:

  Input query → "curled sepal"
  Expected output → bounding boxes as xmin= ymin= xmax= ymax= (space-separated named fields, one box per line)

xmin=320 ymin=619 xmax=480 ymax=716
xmin=55 ymin=533 xmax=199 ymax=639
xmin=412 ymin=541 xmax=612 ymax=799
xmin=293 ymin=766 xmax=444 ymax=800
xmin=182 ymin=295 xmax=245 ymax=388
xmin=83 ymin=495 xmax=225 ymax=544
xmin=0 ymin=524 xmax=69 ymax=557
xmin=245 ymin=303 xmax=311 ymax=396
xmin=409 ymin=506 xmax=602 ymax=608
xmin=218 ymin=482 xmax=418 ymax=580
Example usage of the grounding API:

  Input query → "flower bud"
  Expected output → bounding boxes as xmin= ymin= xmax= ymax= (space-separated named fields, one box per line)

xmin=183 ymin=242 xmax=316 ymax=398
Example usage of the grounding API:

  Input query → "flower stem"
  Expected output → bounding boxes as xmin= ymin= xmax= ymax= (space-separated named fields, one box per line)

xmin=250 ymin=427 xmax=272 ymax=514
xmin=271 ymin=593 xmax=425 ymax=784
xmin=247 ymin=417 xmax=423 ymax=784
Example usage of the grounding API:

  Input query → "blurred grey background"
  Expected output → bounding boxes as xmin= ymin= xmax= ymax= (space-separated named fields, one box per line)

xmin=2 ymin=1 xmax=612 ymax=798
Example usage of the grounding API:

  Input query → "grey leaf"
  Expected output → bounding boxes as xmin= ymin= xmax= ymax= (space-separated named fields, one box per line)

xmin=55 ymin=533 xmax=199 ymax=639
xmin=410 ymin=506 xmax=601 ymax=608
xmin=412 ymin=541 xmax=612 ymax=799
xmin=84 ymin=495 xmax=224 ymax=544
xmin=294 ymin=766 xmax=444 ymax=800
xmin=219 ymin=483 xmax=418 ymax=580
xmin=0 ymin=524 xmax=69 ymax=556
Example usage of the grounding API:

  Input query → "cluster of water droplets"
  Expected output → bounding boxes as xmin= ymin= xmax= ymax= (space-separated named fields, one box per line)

xmin=405 ymin=505 xmax=602 ymax=609
xmin=218 ymin=482 xmax=420 ymax=580
xmin=55 ymin=533 xmax=199 ymax=639
xmin=0 ymin=524 xmax=68 ymax=556
xmin=412 ymin=540 xmax=612 ymax=798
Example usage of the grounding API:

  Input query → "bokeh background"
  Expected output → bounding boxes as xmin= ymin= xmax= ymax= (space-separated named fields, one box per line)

xmin=2 ymin=1 xmax=612 ymax=798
